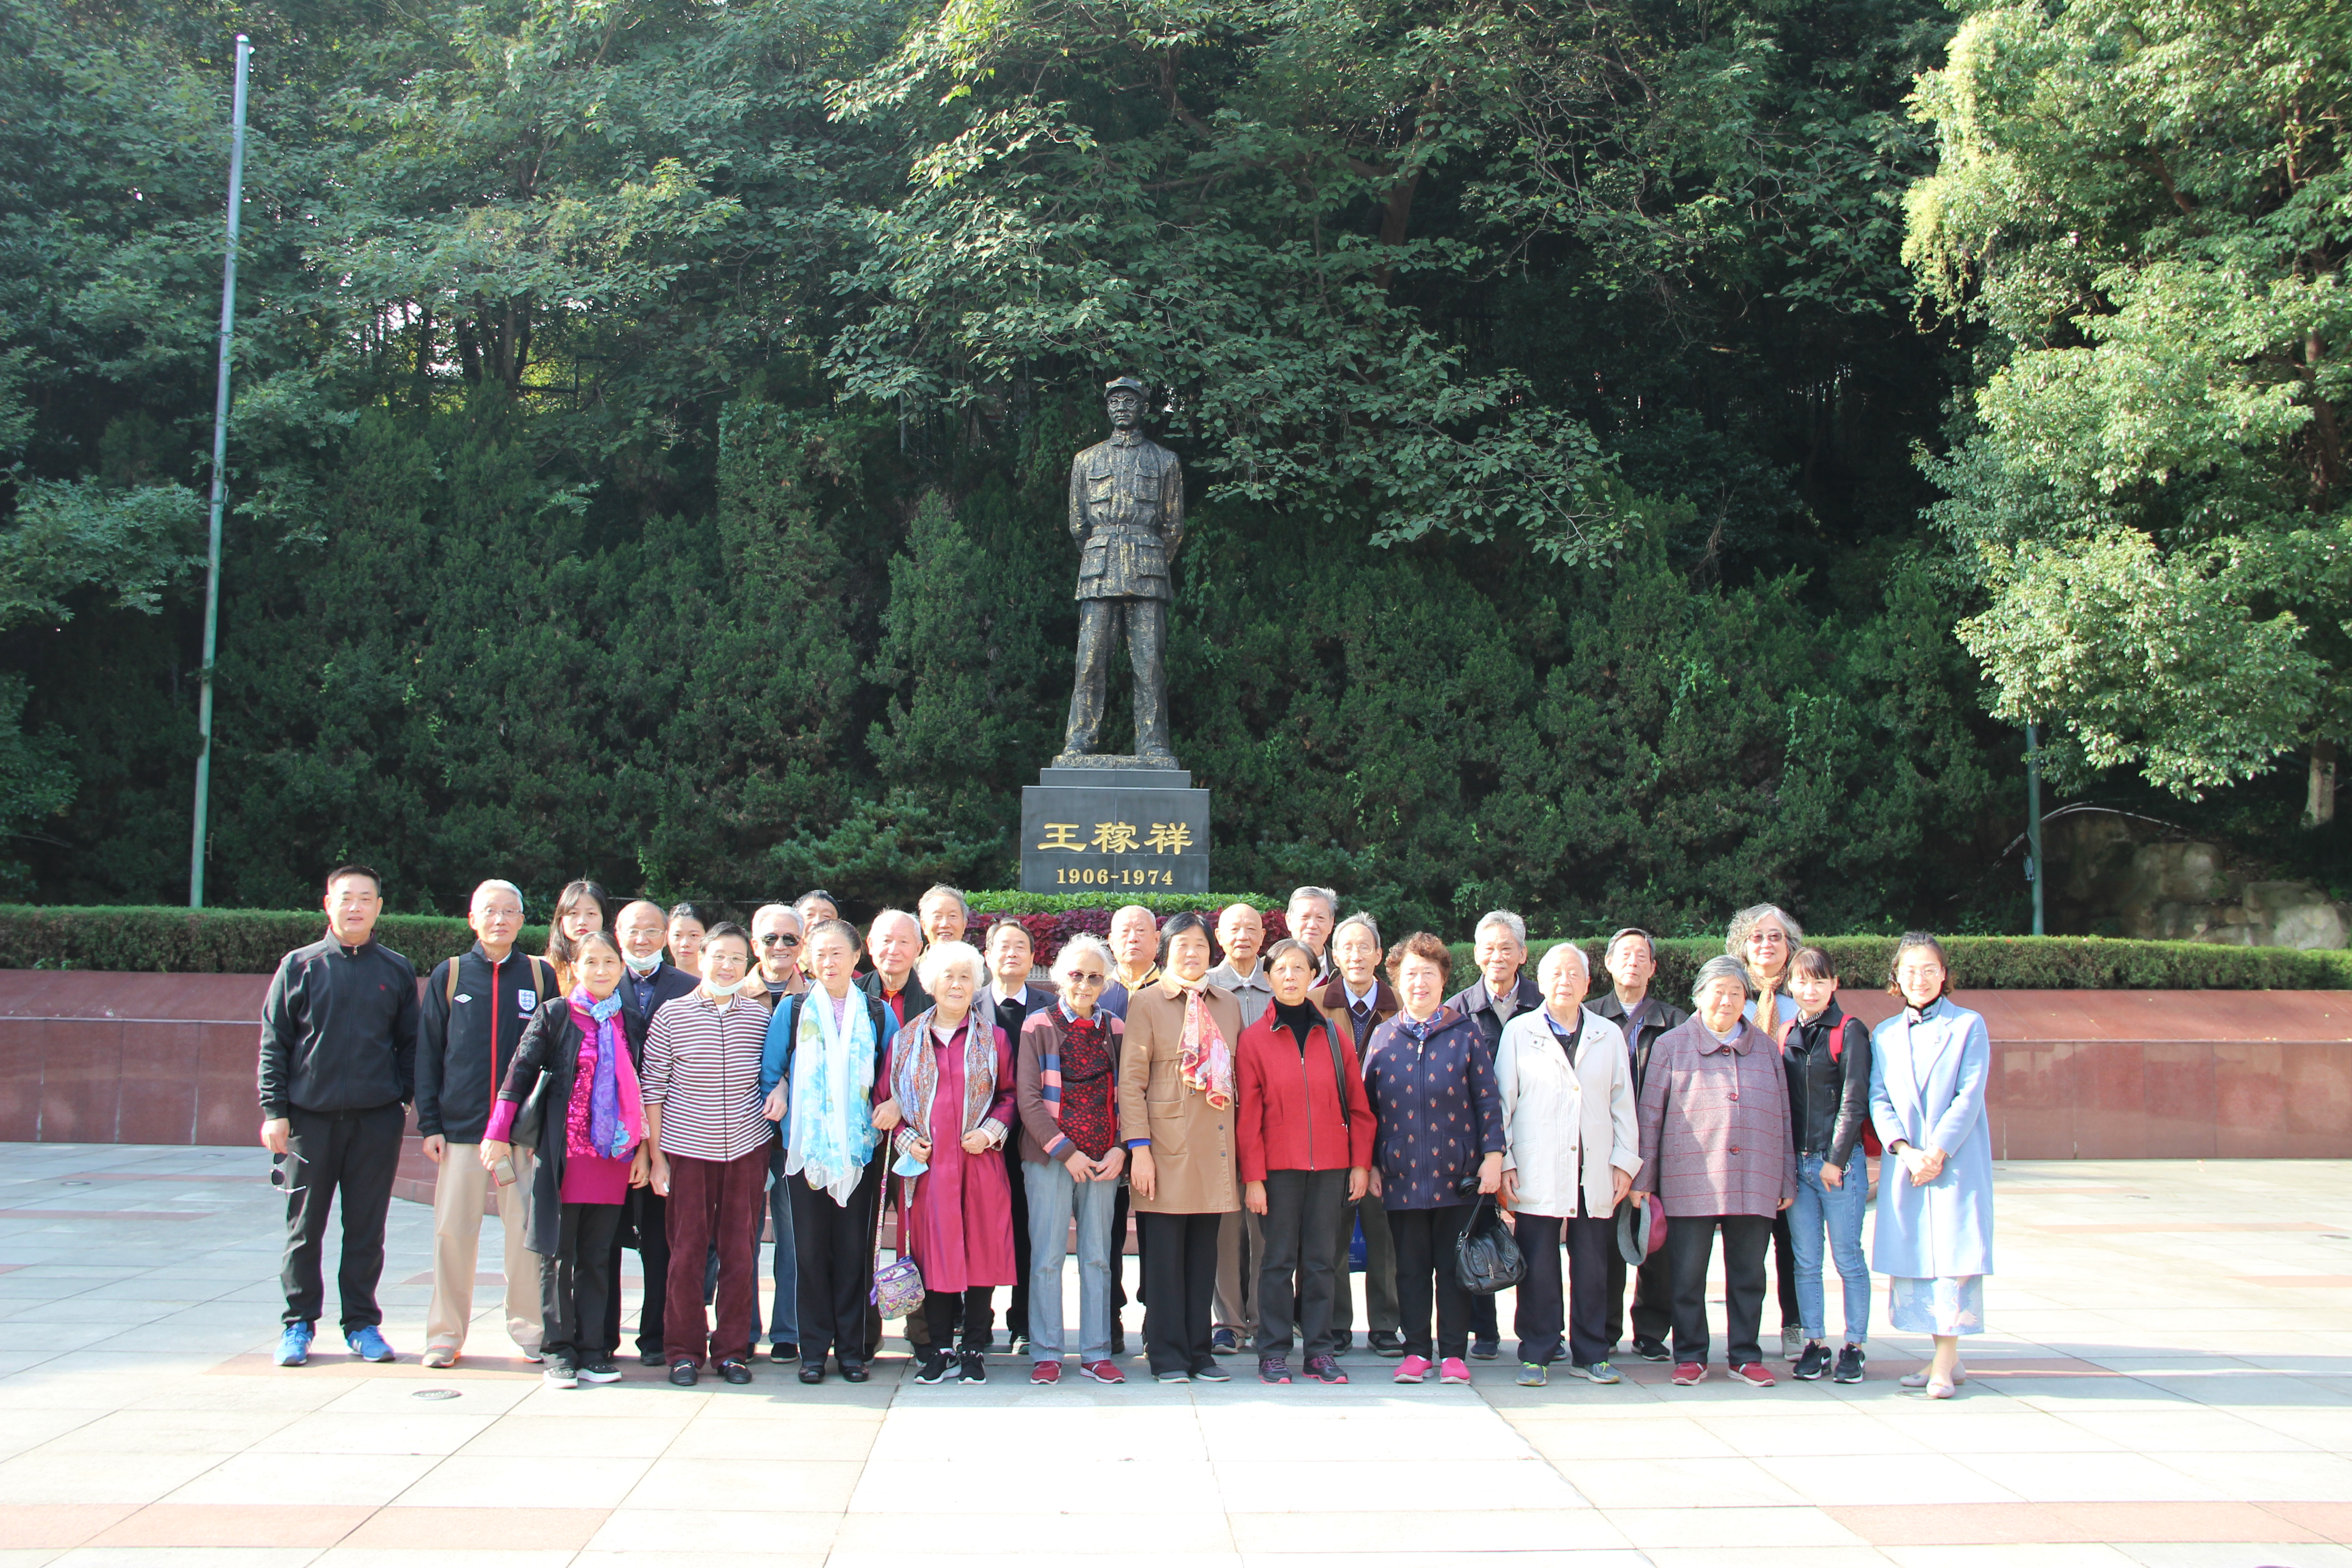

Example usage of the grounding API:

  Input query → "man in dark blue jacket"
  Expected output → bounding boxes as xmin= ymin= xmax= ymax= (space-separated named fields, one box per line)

xmin=258 ymin=865 xmax=420 ymax=1367
xmin=414 ymin=880 xmax=558 ymax=1368
xmin=607 ymin=898 xmax=701 ymax=1363
xmin=1445 ymin=910 xmax=1544 ymax=1360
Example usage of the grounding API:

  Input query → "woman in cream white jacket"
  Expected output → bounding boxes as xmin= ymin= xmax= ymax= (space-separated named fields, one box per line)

xmin=1496 ymin=942 xmax=1639 ymax=1387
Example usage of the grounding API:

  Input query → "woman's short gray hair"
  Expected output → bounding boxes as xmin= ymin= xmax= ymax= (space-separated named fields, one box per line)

xmin=1691 ymin=954 xmax=1753 ymax=1004
xmin=1053 ymin=932 xmax=1115 ymax=982
xmin=1725 ymin=903 xmax=1803 ymax=958
xmin=1535 ymin=941 xmax=1588 ymax=988
xmin=916 ymin=939 xmax=987 ymax=994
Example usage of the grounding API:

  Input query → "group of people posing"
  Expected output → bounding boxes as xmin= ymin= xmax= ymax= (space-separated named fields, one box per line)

xmin=258 ymin=874 xmax=1995 ymax=1401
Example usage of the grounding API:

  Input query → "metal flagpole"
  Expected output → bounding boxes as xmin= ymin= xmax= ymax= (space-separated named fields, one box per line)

xmin=2026 ymin=722 xmax=2045 ymax=936
xmin=189 ymin=34 xmax=251 ymax=909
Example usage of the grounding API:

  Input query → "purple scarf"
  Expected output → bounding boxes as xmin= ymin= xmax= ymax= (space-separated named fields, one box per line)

xmin=566 ymin=986 xmax=644 ymax=1160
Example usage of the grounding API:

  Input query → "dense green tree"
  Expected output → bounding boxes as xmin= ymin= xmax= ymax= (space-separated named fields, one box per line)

xmin=1907 ymin=0 xmax=2352 ymax=808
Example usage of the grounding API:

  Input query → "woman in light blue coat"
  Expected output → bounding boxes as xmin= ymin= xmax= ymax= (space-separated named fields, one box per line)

xmin=1868 ymin=932 xmax=1993 ymax=1400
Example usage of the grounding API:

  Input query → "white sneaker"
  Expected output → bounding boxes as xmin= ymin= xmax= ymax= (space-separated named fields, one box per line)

xmin=1782 ymin=1326 xmax=1805 ymax=1361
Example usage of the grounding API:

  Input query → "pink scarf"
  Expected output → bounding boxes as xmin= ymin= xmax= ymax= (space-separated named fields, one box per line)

xmin=1165 ymin=975 xmax=1235 ymax=1109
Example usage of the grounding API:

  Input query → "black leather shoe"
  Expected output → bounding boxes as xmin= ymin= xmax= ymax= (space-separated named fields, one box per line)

xmin=669 ymin=1360 xmax=698 ymax=1387
xmin=640 ymin=1349 xmax=665 ymax=1367
xmin=1632 ymin=1338 xmax=1672 ymax=1363
xmin=798 ymin=1362 xmax=824 ymax=1385
xmin=771 ymin=1341 xmax=799 ymax=1363
xmin=840 ymin=1360 xmax=870 ymax=1383
xmin=720 ymin=1358 xmax=753 ymax=1385
xmin=1369 ymin=1331 xmax=1406 ymax=1358
xmin=1470 ymin=1338 xmax=1500 ymax=1361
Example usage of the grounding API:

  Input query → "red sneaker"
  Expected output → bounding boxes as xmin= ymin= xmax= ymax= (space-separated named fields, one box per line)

xmin=1730 ymin=1361 xmax=1776 ymax=1388
xmin=1030 ymin=1361 xmax=1061 ymax=1385
xmin=1079 ymin=1359 xmax=1125 ymax=1385
xmin=1671 ymin=1361 xmax=1706 ymax=1386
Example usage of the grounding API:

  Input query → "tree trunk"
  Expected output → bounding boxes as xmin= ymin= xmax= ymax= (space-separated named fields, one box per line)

xmin=2305 ymin=739 xmax=2337 ymax=828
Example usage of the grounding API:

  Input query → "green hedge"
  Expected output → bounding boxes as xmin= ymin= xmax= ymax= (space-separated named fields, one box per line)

xmin=1462 ymin=935 xmax=2352 ymax=997
xmin=3 ymin=904 xmax=2349 ymax=989
xmin=0 ymin=906 xmax=546 ymax=976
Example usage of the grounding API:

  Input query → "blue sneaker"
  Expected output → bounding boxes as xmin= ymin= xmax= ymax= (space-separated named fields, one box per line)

xmin=275 ymin=1321 xmax=314 ymax=1367
xmin=345 ymin=1325 xmax=395 ymax=1362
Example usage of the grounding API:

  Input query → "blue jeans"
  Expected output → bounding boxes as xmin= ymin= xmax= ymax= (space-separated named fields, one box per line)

xmin=760 ymin=1142 xmax=797 ymax=1346
xmin=1025 ymin=1157 xmax=1117 ymax=1361
xmin=1789 ymin=1153 xmax=1869 ymax=1344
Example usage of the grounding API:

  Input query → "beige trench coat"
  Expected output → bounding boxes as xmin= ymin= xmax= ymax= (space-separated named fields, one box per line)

xmin=1117 ymin=981 xmax=1244 ymax=1216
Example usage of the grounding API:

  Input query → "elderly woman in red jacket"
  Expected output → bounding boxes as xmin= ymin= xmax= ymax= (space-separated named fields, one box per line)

xmin=1237 ymin=939 xmax=1374 ymax=1387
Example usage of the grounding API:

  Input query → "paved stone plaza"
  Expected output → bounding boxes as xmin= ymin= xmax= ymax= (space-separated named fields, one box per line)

xmin=0 ymin=1144 xmax=2347 ymax=1568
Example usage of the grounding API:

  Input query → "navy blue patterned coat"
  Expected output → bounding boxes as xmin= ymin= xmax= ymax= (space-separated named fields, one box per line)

xmin=1361 ymin=1004 xmax=1506 ymax=1210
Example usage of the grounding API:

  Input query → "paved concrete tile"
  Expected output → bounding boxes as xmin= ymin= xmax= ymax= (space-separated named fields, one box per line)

xmin=1214 ymin=1457 xmax=1583 ymax=1513
xmin=1882 ymin=1548 xmax=2141 ymax=1567
xmin=630 ymin=1456 xmax=862 ymax=1512
xmin=1507 ymin=1414 xmax=1735 ymax=1460
xmin=83 ymin=1504 xmax=370 ymax=1548
xmin=0 ymin=1452 xmax=223 ymax=1506
xmin=1548 ymin=1455 xmax=1806 ymax=1509
xmin=2117 ymin=1549 xmax=2352 ymax=1568
xmin=1958 ymin=1452 xmax=2234 ymax=1504
xmin=573 ymin=1555 xmax=829 ymax=1568
xmin=0 ymin=1507 xmax=138 ymax=1551
xmin=1225 ymin=1508 xmax=1627 ymax=1554
xmin=33 ymin=1410 xmax=295 ymax=1457
xmin=309 ymin=1553 xmax=578 ymax=1568
xmin=1758 ymin=1453 xmax=2027 ymax=1507
xmin=49 ymin=1550 xmax=321 ymax=1568
xmin=1599 ymin=1506 xmax=1867 ymax=1548
xmin=1643 ymin=1550 xmax=1899 ymax=1568
xmin=395 ymin=1454 xmax=652 ymax=1510
xmin=163 ymin=1453 xmax=436 ymax=1508
xmin=2147 ymin=1450 xmax=2352 ymax=1501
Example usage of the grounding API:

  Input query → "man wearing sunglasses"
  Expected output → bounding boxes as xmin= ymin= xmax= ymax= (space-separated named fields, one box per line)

xmin=747 ymin=904 xmax=807 ymax=1361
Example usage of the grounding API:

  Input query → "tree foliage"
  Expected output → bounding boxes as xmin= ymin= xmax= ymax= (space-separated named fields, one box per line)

xmin=1908 ymin=0 xmax=2352 ymax=796
xmin=23 ymin=0 xmax=2309 ymax=931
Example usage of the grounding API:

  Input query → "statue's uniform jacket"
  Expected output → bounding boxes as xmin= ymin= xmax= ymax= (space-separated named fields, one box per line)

xmin=1068 ymin=431 xmax=1184 ymax=601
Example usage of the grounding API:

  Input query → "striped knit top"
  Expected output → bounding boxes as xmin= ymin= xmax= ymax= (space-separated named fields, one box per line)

xmin=640 ymin=991 xmax=774 ymax=1162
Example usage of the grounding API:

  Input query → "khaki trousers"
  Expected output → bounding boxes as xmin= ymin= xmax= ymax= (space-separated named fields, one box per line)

xmin=425 ymin=1144 xmax=542 ymax=1353
xmin=1212 ymin=1208 xmax=1261 ymax=1333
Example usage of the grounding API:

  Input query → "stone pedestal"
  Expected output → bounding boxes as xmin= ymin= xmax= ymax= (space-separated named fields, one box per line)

xmin=1020 ymin=755 xmax=1210 ymax=894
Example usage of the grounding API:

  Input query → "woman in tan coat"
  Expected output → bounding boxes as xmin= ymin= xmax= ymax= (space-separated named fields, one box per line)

xmin=1118 ymin=910 xmax=1245 ymax=1383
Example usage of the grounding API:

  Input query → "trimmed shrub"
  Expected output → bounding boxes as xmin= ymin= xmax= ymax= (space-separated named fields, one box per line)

xmin=0 ymin=906 xmax=545 ymax=976
xmin=1 ymin=904 xmax=2347 ymax=989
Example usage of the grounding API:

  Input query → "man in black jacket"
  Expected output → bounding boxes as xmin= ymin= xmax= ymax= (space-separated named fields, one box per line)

xmin=1587 ymin=926 xmax=1690 ymax=1360
xmin=856 ymin=909 xmax=930 ymax=1029
xmin=258 ymin=865 xmax=420 ymax=1367
xmin=608 ymin=898 xmax=701 ymax=1364
xmin=1445 ymin=909 xmax=1544 ymax=1359
xmin=415 ymin=880 xmax=557 ymax=1368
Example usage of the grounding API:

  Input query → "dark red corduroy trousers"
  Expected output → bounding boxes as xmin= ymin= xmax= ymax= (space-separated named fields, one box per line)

xmin=662 ymin=1145 xmax=770 ymax=1367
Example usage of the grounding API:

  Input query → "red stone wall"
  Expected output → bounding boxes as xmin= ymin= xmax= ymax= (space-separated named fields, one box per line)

xmin=2 ymin=972 xmax=2346 ymax=1160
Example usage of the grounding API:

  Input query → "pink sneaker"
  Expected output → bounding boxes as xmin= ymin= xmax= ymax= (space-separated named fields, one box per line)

xmin=1439 ymin=1357 xmax=1471 ymax=1385
xmin=1730 ymin=1361 xmax=1776 ymax=1388
xmin=1079 ymin=1359 xmax=1125 ymax=1384
xmin=1393 ymin=1354 xmax=1432 ymax=1384
xmin=1030 ymin=1361 xmax=1061 ymax=1385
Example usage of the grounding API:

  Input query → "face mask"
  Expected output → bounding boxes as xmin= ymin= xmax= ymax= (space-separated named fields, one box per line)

xmin=623 ymin=951 xmax=662 ymax=976
xmin=702 ymin=973 xmax=752 ymax=997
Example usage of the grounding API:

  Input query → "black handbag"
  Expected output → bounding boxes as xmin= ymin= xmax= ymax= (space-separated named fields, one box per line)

xmin=509 ymin=1068 xmax=554 ymax=1148
xmin=1453 ymin=1181 xmax=1526 ymax=1295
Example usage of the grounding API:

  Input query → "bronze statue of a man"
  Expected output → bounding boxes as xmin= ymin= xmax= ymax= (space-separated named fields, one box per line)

xmin=1057 ymin=375 xmax=1183 ymax=767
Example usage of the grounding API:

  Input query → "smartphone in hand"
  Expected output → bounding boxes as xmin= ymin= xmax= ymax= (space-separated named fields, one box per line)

xmin=493 ymin=1156 xmax=518 ymax=1187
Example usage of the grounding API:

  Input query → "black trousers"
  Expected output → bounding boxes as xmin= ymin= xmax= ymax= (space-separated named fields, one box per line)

xmin=790 ymin=1160 xmax=882 ymax=1367
xmin=1772 ymin=1208 xmax=1799 ymax=1328
xmin=922 ymin=1285 xmax=993 ymax=1362
xmin=1666 ymin=1213 xmax=1774 ymax=1367
xmin=541 ymin=1200 xmax=624 ymax=1362
xmin=1253 ymin=1169 xmax=1348 ymax=1357
xmin=1512 ymin=1209 xmax=1617 ymax=1366
xmin=1605 ymin=1235 xmax=1674 ymax=1349
xmin=1389 ymin=1204 xmax=1474 ymax=1362
xmin=607 ymin=1185 xmax=670 ymax=1356
xmin=1112 ymin=1181 xmax=1131 ymax=1313
xmin=278 ymin=1102 xmax=404 ymax=1330
xmin=1136 ymin=1210 xmax=1220 ymax=1376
